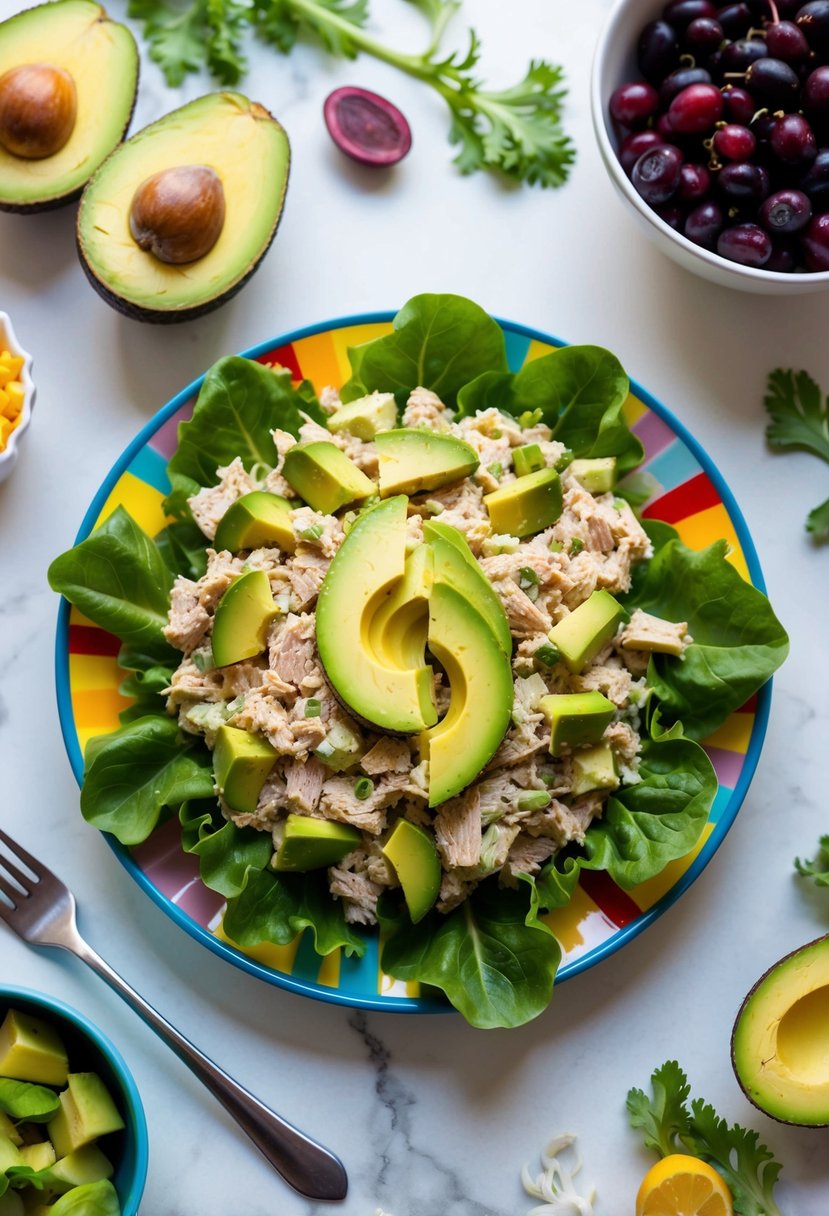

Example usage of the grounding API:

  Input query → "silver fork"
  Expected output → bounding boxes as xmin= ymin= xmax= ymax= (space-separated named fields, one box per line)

xmin=0 ymin=827 xmax=347 ymax=1202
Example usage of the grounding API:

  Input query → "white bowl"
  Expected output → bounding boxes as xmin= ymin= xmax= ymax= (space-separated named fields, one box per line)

xmin=0 ymin=311 xmax=35 ymax=482
xmin=591 ymin=0 xmax=829 ymax=294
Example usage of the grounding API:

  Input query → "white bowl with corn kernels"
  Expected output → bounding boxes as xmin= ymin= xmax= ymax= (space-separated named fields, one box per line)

xmin=0 ymin=311 xmax=35 ymax=482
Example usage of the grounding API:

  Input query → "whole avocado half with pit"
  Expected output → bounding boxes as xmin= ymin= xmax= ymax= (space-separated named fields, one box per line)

xmin=76 ymin=92 xmax=290 ymax=323
xmin=0 ymin=0 xmax=138 ymax=212
xmin=732 ymin=933 xmax=829 ymax=1126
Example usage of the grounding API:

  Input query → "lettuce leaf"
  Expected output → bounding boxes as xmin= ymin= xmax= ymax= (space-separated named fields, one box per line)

xmin=341 ymin=293 xmax=508 ymax=408
xmin=0 ymin=1078 xmax=60 ymax=1122
xmin=621 ymin=537 xmax=789 ymax=739
xmin=80 ymin=715 xmax=215 ymax=845
xmin=378 ymin=881 xmax=561 ymax=1029
xmin=118 ymin=664 xmax=174 ymax=725
xmin=456 ymin=345 xmax=644 ymax=473
xmin=179 ymin=799 xmax=272 ymax=897
xmin=222 ymin=868 xmax=365 ymax=958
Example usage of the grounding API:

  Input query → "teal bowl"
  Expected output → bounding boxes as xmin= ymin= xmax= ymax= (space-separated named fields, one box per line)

xmin=0 ymin=987 xmax=148 ymax=1215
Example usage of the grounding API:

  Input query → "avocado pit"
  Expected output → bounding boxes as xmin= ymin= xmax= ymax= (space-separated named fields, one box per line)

xmin=129 ymin=164 xmax=226 ymax=265
xmin=0 ymin=63 xmax=77 ymax=159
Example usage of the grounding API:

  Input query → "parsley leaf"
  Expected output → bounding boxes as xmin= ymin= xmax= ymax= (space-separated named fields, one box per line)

xmin=628 ymin=1062 xmax=784 ymax=1216
xmin=795 ymin=833 xmax=829 ymax=885
xmin=764 ymin=369 xmax=829 ymax=542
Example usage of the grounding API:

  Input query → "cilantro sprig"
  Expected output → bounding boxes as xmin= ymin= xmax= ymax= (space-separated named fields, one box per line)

xmin=764 ymin=369 xmax=829 ymax=542
xmin=127 ymin=0 xmax=574 ymax=187
xmin=795 ymin=833 xmax=829 ymax=886
xmin=627 ymin=1061 xmax=783 ymax=1216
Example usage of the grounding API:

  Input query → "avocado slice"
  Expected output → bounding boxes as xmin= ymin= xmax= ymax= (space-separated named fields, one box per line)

xmin=19 ymin=1141 xmax=56 ymax=1172
xmin=316 ymin=496 xmax=437 ymax=733
xmin=49 ymin=1144 xmax=113 ymax=1194
xmin=0 ymin=1132 xmax=23 ymax=1172
xmin=47 ymin=1073 xmax=124 ymax=1160
xmin=421 ymin=580 xmax=513 ymax=807
xmin=571 ymin=742 xmax=619 ymax=796
xmin=423 ymin=521 xmax=512 ymax=655
xmin=732 ymin=934 xmax=829 ymax=1126
xmin=0 ymin=1009 xmax=68 ymax=1086
xmin=512 ymin=443 xmax=546 ymax=478
xmin=0 ymin=1 xmax=138 ymax=213
xmin=273 ymin=814 xmax=361 ymax=871
xmin=214 ymin=491 xmax=296 ymax=553
xmin=547 ymin=590 xmax=626 ymax=675
xmin=484 ymin=468 xmax=563 ymax=538
xmin=382 ymin=819 xmax=441 ymax=924
xmin=369 ymin=541 xmax=433 ymax=670
xmin=282 ymin=441 xmax=375 ymax=514
xmin=375 ymin=429 xmax=479 ymax=497
xmin=539 ymin=692 xmax=615 ymax=758
xmin=570 ymin=457 xmax=617 ymax=494
xmin=327 ymin=391 xmax=397 ymax=440
xmin=76 ymin=92 xmax=290 ymax=322
xmin=212 ymin=570 xmax=278 ymax=668
xmin=213 ymin=724 xmax=276 ymax=814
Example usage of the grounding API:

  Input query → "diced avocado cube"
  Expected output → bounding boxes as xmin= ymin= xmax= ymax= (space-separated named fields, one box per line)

xmin=314 ymin=721 xmax=364 ymax=772
xmin=273 ymin=815 xmax=361 ymax=872
xmin=212 ymin=570 xmax=279 ymax=667
xmin=382 ymin=820 xmax=441 ymax=924
xmin=282 ymin=441 xmax=375 ymax=513
xmin=375 ymin=429 xmax=479 ymax=497
xmin=213 ymin=725 xmax=276 ymax=815
xmin=539 ymin=692 xmax=615 ymax=758
xmin=484 ymin=468 xmax=563 ymax=538
xmin=512 ymin=443 xmax=545 ymax=478
xmin=327 ymin=391 xmax=397 ymax=440
xmin=0 ymin=1009 xmax=68 ymax=1086
xmin=570 ymin=457 xmax=617 ymax=494
xmin=46 ymin=1074 xmax=123 ymax=1161
xmin=19 ymin=1140 xmax=56 ymax=1171
xmin=547 ymin=590 xmax=626 ymax=674
xmin=571 ymin=742 xmax=619 ymax=796
xmin=214 ymin=491 xmax=297 ymax=554
xmin=0 ymin=1131 xmax=24 ymax=1172
xmin=48 ymin=1144 xmax=114 ymax=1194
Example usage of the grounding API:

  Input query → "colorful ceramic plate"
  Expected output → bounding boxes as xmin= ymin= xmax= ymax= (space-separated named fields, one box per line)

xmin=54 ymin=313 xmax=770 ymax=1014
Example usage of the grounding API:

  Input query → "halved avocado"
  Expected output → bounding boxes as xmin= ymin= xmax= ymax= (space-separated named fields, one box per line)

xmin=423 ymin=521 xmax=512 ymax=655
xmin=369 ymin=541 xmax=433 ymax=670
xmin=316 ymin=496 xmax=437 ymax=733
xmin=732 ymin=934 xmax=829 ymax=1126
xmin=76 ymin=92 xmax=290 ymax=323
xmin=0 ymin=0 xmax=138 ymax=212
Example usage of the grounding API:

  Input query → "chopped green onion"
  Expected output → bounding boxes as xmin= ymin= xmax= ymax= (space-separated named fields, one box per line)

xmin=513 ymin=443 xmax=545 ymax=478
xmin=535 ymin=643 xmax=561 ymax=667
xmin=613 ymin=497 xmax=627 ymax=511
xmin=226 ymin=695 xmax=246 ymax=714
xmin=487 ymin=462 xmax=503 ymax=479
xmin=540 ymin=772 xmax=557 ymax=787
xmin=548 ymin=539 xmax=563 ymax=553
xmin=555 ymin=449 xmax=575 ymax=472
xmin=354 ymin=777 xmax=374 ymax=800
xmin=516 ymin=790 xmax=552 ymax=812
xmin=192 ymin=648 xmax=214 ymax=673
xmin=298 ymin=523 xmax=324 ymax=541
xmin=518 ymin=566 xmax=539 ymax=588
xmin=517 ymin=409 xmax=543 ymax=429
xmin=491 ymin=429 xmax=502 ymax=439
xmin=304 ymin=698 xmax=321 ymax=718
xmin=423 ymin=499 xmax=444 ymax=515
xmin=570 ymin=537 xmax=584 ymax=555
xmin=342 ymin=510 xmax=359 ymax=535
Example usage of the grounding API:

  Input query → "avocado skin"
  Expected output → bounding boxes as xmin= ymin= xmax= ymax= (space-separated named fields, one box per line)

xmin=731 ymin=932 xmax=829 ymax=1127
xmin=0 ymin=3 xmax=139 ymax=213
xmin=74 ymin=95 xmax=290 ymax=324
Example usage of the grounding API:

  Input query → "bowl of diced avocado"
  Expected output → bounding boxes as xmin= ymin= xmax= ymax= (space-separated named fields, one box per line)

xmin=0 ymin=988 xmax=147 ymax=1216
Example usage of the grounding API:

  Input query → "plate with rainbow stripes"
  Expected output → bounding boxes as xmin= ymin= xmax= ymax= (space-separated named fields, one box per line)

xmin=54 ymin=312 xmax=770 ymax=1014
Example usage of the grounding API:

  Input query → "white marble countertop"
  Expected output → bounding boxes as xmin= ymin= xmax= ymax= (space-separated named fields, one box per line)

xmin=1 ymin=0 xmax=829 ymax=1210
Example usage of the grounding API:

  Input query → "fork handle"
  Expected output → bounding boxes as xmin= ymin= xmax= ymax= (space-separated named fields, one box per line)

xmin=70 ymin=939 xmax=347 ymax=1202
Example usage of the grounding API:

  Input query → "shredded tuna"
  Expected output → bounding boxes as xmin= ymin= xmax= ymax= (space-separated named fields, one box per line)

xmin=164 ymin=577 xmax=210 ymax=653
xmin=319 ymin=385 xmax=342 ymax=415
xmin=402 ymin=386 xmax=449 ymax=430
xmin=434 ymin=789 xmax=481 ymax=868
xmin=290 ymin=507 xmax=343 ymax=558
xmin=572 ymin=658 xmax=631 ymax=708
xmin=188 ymin=458 xmax=258 ymax=540
xmin=228 ymin=772 xmax=285 ymax=830
xmin=503 ymin=833 xmax=556 ymax=879
xmin=604 ymin=721 xmax=640 ymax=767
xmin=328 ymin=865 xmax=383 ymax=925
xmin=360 ymin=738 xmax=412 ymax=775
xmin=423 ymin=479 xmax=490 ymax=553
xmin=284 ymin=756 xmax=326 ymax=814
xmin=164 ymin=657 xmax=224 ymax=707
xmin=221 ymin=661 xmax=267 ymax=698
xmin=488 ymin=720 xmax=548 ymax=769
xmin=269 ymin=613 xmax=316 ymax=687
xmin=286 ymin=551 xmax=330 ymax=610
xmin=198 ymin=550 xmax=244 ymax=610
xmin=494 ymin=580 xmax=553 ymax=637
xmin=437 ymin=870 xmax=476 ymax=914
xmin=620 ymin=608 xmax=692 ymax=656
xmin=318 ymin=774 xmax=413 ymax=835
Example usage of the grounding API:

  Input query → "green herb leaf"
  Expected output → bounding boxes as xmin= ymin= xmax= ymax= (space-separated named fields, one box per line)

xmin=626 ymin=1060 xmax=692 ymax=1158
xmin=0 ymin=1078 xmax=60 ymax=1122
xmin=118 ymin=664 xmax=174 ymax=725
xmin=795 ymin=833 xmax=829 ymax=886
xmin=684 ymin=1099 xmax=783 ymax=1216
xmin=48 ymin=506 xmax=176 ymax=665
xmin=807 ymin=495 xmax=829 ymax=542
xmin=179 ymin=799 xmax=272 ymax=897
xmin=765 ymin=368 xmax=829 ymax=464
xmin=379 ymin=880 xmax=561 ymax=1028
xmin=81 ymin=716 xmax=215 ymax=845
xmin=222 ymin=867 xmax=365 ymax=957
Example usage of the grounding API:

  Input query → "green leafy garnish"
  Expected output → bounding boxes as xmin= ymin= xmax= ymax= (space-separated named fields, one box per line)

xmin=128 ymin=0 xmax=573 ymax=187
xmin=222 ymin=867 xmax=365 ymax=957
xmin=0 ymin=1078 xmax=60 ymax=1122
xmin=764 ymin=368 xmax=829 ymax=543
xmin=795 ymin=833 xmax=829 ymax=886
xmin=628 ymin=1061 xmax=783 ymax=1216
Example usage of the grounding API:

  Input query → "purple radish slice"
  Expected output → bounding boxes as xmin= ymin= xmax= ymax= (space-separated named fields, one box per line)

xmin=323 ymin=86 xmax=412 ymax=167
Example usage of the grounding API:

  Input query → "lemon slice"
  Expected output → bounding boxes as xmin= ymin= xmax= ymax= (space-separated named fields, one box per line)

xmin=636 ymin=1154 xmax=734 ymax=1216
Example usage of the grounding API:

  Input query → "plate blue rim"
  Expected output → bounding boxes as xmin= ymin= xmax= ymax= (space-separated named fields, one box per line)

xmin=53 ymin=309 xmax=772 ymax=1016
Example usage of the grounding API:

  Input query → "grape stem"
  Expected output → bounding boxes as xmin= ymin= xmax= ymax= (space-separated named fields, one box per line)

xmin=767 ymin=0 xmax=780 ymax=24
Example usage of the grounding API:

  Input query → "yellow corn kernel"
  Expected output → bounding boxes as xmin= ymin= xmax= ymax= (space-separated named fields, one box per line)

xmin=4 ymin=381 xmax=24 ymax=419
xmin=0 ymin=388 xmax=8 ymax=415
xmin=0 ymin=367 xmax=12 ymax=390
xmin=0 ymin=351 xmax=23 ymax=376
xmin=0 ymin=416 xmax=11 ymax=451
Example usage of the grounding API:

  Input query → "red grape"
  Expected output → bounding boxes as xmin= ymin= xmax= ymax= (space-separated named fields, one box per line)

xmin=678 ymin=162 xmax=712 ymax=199
xmin=610 ymin=81 xmax=660 ymax=127
xmin=722 ymin=86 xmax=757 ymax=125
xmin=760 ymin=187 xmax=813 ymax=231
xmin=717 ymin=222 xmax=773 ymax=264
xmin=619 ymin=129 xmax=665 ymax=174
xmin=801 ymin=210 xmax=829 ymax=267
xmin=632 ymin=144 xmax=684 ymax=203
xmin=713 ymin=122 xmax=757 ymax=160
xmin=685 ymin=199 xmax=725 ymax=246
xmin=638 ymin=20 xmax=681 ymax=82
xmin=802 ymin=65 xmax=829 ymax=112
xmin=770 ymin=113 xmax=818 ymax=163
xmin=669 ymin=82 xmax=724 ymax=132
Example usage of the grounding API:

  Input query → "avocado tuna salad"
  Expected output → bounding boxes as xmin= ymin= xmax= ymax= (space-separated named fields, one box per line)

xmin=163 ymin=387 xmax=678 ymax=927
xmin=49 ymin=293 xmax=789 ymax=1028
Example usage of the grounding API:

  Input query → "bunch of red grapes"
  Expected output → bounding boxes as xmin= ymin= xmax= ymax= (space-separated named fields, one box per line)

xmin=609 ymin=0 xmax=829 ymax=271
